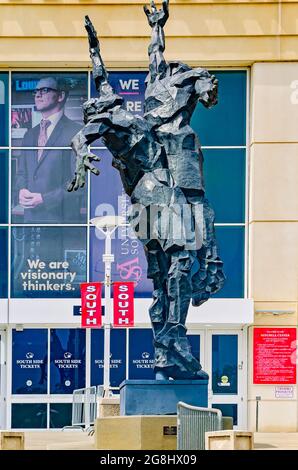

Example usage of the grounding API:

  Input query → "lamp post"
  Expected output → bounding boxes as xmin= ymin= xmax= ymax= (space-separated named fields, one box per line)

xmin=90 ymin=216 xmax=127 ymax=397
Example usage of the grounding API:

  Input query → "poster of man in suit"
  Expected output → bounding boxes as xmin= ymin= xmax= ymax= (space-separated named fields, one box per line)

xmin=11 ymin=73 xmax=88 ymax=223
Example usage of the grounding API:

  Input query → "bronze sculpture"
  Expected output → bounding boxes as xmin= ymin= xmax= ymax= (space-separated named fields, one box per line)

xmin=68 ymin=0 xmax=225 ymax=380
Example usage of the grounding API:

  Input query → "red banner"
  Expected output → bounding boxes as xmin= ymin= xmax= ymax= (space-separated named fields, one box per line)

xmin=254 ymin=328 xmax=297 ymax=384
xmin=113 ymin=282 xmax=134 ymax=327
xmin=80 ymin=283 xmax=102 ymax=328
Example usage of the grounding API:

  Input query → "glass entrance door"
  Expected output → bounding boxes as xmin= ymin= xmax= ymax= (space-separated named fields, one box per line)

xmin=206 ymin=330 xmax=246 ymax=429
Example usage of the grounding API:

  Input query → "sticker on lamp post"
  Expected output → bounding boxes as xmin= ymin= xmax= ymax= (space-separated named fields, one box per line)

xmin=80 ymin=282 xmax=102 ymax=328
xmin=113 ymin=282 xmax=134 ymax=327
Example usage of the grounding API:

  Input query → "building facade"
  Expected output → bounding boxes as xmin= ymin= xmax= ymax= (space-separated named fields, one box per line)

xmin=0 ymin=0 xmax=297 ymax=432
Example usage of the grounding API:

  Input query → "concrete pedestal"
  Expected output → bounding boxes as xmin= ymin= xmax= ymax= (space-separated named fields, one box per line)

xmin=205 ymin=430 xmax=254 ymax=450
xmin=0 ymin=432 xmax=24 ymax=450
xmin=98 ymin=396 xmax=120 ymax=418
xmin=120 ymin=380 xmax=208 ymax=415
xmin=95 ymin=415 xmax=177 ymax=450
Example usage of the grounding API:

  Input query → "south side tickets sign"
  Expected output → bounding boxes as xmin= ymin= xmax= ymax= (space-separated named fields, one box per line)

xmin=253 ymin=328 xmax=297 ymax=384
xmin=80 ymin=283 xmax=102 ymax=328
xmin=113 ymin=282 xmax=134 ymax=327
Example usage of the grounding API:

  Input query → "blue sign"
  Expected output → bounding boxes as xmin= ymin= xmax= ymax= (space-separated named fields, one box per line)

xmin=91 ymin=329 xmax=126 ymax=387
xmin=50 ymin=329 xmax=86 ymax=394
xmin=91 ymin=71 xmax=146 ymax=115
xmin=73 ymin=306 xmax=82 ymax=316
xmin=128 ymin=329 xmax=155 ymax=380
xmin=128 ymin=330 xmax=201 ymax=380
xmin=15 ymin=79 xmax=39 ymax=92
xmin=12 ymin=329 xmax=48 ymax=394
xmin=11 ymin=226 xmax=87 ymax=299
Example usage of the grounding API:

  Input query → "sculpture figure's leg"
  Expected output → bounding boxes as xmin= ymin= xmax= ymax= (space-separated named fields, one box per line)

xmin=147 ymin=246 xmax=170 ymax=337
xmin=154 ymin=249 xmax=208 ymax=379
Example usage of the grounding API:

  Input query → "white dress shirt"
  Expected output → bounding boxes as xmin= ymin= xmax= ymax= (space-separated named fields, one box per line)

xmin=43 ymin=109 xmax=64 ymax=141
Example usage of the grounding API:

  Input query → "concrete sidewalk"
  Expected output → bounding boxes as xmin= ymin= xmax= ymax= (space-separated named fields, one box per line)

xmin=20 ymin=430 xmax=298 ymax=450
xmin=24 ymin=430 xmax=95 ymax=450
xmin=254 ymin=433 xmax=298 ymax=450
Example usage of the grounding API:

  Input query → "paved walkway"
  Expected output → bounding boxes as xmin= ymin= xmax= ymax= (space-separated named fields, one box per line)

xmin=254 ymin=432 xmax=298 ymax=450
xmin=25 ymin=431 xmax=95 ymax=450
xmin=20 ymin=431 xmax=298 ymax=450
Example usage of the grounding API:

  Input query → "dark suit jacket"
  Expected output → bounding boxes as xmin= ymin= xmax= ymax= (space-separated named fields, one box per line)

xmin=16 ymin=115 xmax=84 ymax=223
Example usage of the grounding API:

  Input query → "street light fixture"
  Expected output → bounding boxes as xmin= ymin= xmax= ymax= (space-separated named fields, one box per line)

xmin=90 ymin=216 xmax=128 ymax=397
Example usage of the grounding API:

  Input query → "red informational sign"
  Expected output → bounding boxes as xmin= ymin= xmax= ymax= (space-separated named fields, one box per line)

xmin=113 ymin=282 xmax=134 ymax=327
xmin=253 ymin=328 xmax=297 ymax=384
xmin=80 ymin=283 xmax=102 ymax=328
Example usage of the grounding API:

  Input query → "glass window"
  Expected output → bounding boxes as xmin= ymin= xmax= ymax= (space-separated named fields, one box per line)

xmin=128 ymin=329 xmax=155 ymax=380
xmin=212 ymin=334 xmax=238 ymax=395
xmin=50 ymin=403 xmax=72 ymax=429
xmin=0 ymin=72 xmax=9 ymax=146
xmin=212 ymin=403 xmax=238 ymax=426
xmin=11 ymin=149 xmax=87 ymax=224
xmin=191 ymin=71 xmax=247 ymax=147
xmin=11 ymin=227 xmax=87 ymax=298
xmin=50 ymin=329 xmax=86 ymax=394
xmin=91 ymin=329 xmax=126 ymax=388
xmin=91 ymin=71 xmax=147 ymax=105
xmin=89 ymin=71 xmax=247 ymax=300
xmin=90 ymin=225 xmax=152 ymax=298
xmin=90 ymin=141 xmax=153 ymax=298
xmin=214 ymin=226 xmax=245 ymax=298
xmin=11 ymin=403 xmax=47 ymax=429
xmin=204 ymin=149 xmax=246 ymax=224
xmin=90 ymin=71 xmax=147 ymax=146
xmin=11 ymin=72 xmax=87 ymax=147
xmin=0 ymin=227 xmax=8 ymax=298
xmin=0 ymin=151 xmax=8 ymax=223
xmin=105 ymin=72 xmax=147 ymax=107
xmin=12 ymin=329 xmax=48 ymax=395
xmin=188 ymin=335 xmax=201 ymax=364
xmin=90 ymin=148 xmax=122 ymax=218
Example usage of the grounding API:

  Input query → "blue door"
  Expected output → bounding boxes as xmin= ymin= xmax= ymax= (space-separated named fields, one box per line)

xmin=208 ymin=331 xmax=245 ymax=429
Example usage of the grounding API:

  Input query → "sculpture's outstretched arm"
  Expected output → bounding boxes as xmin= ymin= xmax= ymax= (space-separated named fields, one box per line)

xmin=68 ymin=110 xmax=138 ymax=192
xmin=85 ymin=15 xmax=109 ymax=92
xmin=67 ymin=119 xmax=108 ymax=191
xmin=144 ymin=0 xmax=169 ymax=81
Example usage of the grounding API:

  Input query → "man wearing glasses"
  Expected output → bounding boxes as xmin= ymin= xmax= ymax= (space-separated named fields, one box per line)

xmin=16 ymin=76 xmax=82 ymax=223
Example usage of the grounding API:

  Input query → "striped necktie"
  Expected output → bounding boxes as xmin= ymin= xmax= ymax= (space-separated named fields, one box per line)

xmin=37 ymin=119 xmax=51 ymax=161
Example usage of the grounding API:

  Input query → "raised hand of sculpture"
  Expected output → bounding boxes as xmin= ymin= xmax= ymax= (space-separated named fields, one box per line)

xmin=144 ymin=0 xmax=169 ymax=28
xmin=68 ymin=2 xmax=225 ymax=380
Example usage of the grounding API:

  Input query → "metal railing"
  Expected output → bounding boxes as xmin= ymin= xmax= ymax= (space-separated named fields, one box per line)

xmin=177 ymin=402 xmax=222 ymax=450
xmin=63 ymin=385 xmax=104 ymax=432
